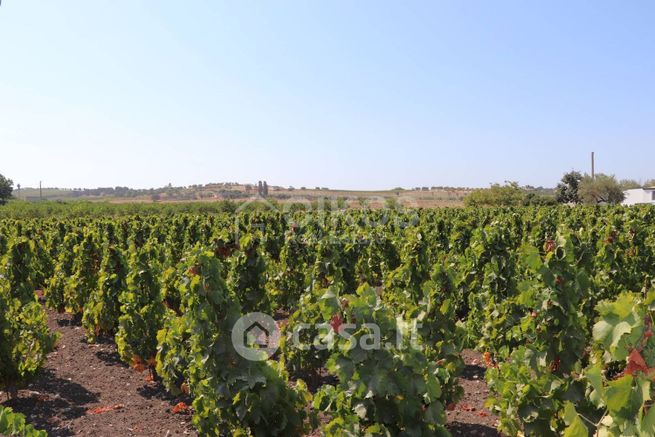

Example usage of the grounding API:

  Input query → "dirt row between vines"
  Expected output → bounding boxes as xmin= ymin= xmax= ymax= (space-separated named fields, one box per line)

xmin=1 ymin=309 xmax=501 ymax=436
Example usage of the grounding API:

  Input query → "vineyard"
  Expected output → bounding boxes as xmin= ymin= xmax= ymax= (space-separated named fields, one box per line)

xmin=1 ymin=205 xmax=655 ymax=436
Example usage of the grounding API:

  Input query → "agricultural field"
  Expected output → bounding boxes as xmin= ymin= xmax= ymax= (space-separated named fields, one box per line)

xmin=13 ymin=184 xmax=472 ymax=208
xmin=1 ymin=205 xmax=655 ymax=436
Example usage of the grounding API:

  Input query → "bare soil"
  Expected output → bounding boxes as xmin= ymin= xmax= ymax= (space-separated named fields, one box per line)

xmin=446 ymin=349 xmax=502 ymax=436
xmin=0 ymin=310 xmax=196 ymax=437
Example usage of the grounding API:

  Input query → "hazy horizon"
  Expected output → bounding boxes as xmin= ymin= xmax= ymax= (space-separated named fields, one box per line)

xmin=1 ymin=1 xmax=654 ymax=190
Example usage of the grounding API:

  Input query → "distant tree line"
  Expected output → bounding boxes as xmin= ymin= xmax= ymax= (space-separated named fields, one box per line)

xmin=465 ymin=171 xmax=654 ymax=208
xmin=555 ymin=171 xmax=633 ymax=205
xmin=464 ymin=182 xmax=556 ymax=207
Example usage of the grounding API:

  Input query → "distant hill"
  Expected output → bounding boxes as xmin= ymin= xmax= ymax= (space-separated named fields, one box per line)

xmin=13 ymin=182 xmax=480 ymax=208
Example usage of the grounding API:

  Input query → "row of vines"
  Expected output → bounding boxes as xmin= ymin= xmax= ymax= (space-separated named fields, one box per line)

xmin=1 ymin=206 xmax=655 ymax=436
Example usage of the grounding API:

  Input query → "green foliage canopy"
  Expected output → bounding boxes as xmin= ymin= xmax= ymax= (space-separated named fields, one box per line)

xmin=619 ymin=179 xmax=643 ymax=190
xmin=0 ymin=174 xmax=13 ymax=205
xmin=579 ymin=174 xmax=625 ymax=205
xmin=464 ymin=182 xmax=554 ymax=207
xmin=555 ymin=171 xmax=582 ymax=204
xmin=464 ymin=182 xmax=526 ymax=207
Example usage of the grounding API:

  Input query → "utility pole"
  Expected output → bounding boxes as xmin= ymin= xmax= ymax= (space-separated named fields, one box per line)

xmin=39 ymin=181 xmax=42 ymax=201
xmin=591 ymin=152 xmax=595 ymax=180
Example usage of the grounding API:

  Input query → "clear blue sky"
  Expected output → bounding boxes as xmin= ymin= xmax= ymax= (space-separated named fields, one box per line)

xmin=1 ymin=1 xmax=653 ymax=190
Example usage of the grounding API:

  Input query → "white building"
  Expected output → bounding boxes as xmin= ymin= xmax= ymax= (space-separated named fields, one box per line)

xmin=623 ymin=187 xmax=655 ymax=206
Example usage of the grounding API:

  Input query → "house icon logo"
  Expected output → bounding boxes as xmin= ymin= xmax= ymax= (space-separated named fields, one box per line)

xmin=244 ymin=321 xmax=269 ymax=348
xmin=231 ymin=312 xmax=280 ymax=361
